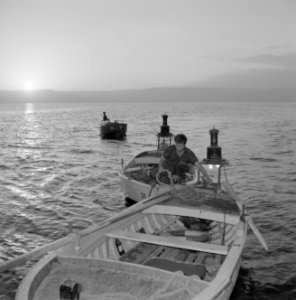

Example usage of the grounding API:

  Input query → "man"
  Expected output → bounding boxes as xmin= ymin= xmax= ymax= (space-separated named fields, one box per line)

xmin=103 ymin=112 xmax=109 ymax=121
xmin=159 ymin=133 xmax=211 ymax=182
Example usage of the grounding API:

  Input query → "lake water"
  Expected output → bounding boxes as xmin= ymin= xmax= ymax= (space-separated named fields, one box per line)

xmin=0 ymin=100 xmax=295 ymax=299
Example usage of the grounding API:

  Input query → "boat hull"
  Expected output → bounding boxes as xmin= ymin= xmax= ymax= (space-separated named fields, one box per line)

xmin=100 ymin=122 xmax=127 ymax=139
xmin=120 ymin=172 xmax=168 ymax=204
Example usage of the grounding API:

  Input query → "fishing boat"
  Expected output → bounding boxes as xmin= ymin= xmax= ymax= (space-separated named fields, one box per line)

xmin=120 ymin=114 xmax=203 ymax=206
xmin=0 ymin=126 xmax=268 ymax=300
xmin=100 ymin=112 xmax=127 ymax=140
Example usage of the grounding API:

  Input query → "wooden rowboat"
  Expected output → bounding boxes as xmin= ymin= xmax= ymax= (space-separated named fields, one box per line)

xmin=120 ymin=114 xmax=201 ymax=205
xmin=120 ymin=149 xmax=199 ymax=204
xmin=15 ymin=184 xmax=248 ymax=300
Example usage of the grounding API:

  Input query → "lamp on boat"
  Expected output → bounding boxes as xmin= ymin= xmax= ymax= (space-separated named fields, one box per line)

xmin=157 ymin=114 xmax=174 ymax=151
xmin=207 ymin=127 xmax=222 ymax=160
xmin=202 ymin=127 xmax=229 ymax=184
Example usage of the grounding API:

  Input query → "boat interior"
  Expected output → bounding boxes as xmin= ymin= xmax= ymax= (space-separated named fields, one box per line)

xmin=22 ymin=189 xmax=242 ymax=300
xmin=123 ymin=151 xmax=197 ymax=185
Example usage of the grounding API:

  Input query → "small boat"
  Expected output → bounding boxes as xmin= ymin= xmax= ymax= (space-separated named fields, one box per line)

xmin=120 ymin=117 xmax=219 ymax=206
xmin=120 ymin=114 xmax=196 ymax=206
xmin=9 ymin=166 xmax=268 ymax=300
xmin=100 ymin=112 xmax=127 ymax=140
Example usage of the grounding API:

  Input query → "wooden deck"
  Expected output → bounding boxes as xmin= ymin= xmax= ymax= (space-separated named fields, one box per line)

xmin=116 ymin=238 xmax=224 ymax=280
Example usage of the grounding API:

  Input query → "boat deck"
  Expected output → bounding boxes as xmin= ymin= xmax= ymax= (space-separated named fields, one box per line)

xmin=31 ymin=256 xmax=209 ymax=300
xmin=118 ymin=241 xmax=223 ymax=281
xmin=18 ymin=186 xmax=242 ymax=300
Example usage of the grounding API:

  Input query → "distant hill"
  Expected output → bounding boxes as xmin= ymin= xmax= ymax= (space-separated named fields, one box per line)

xmin=0 ymin=87 xmax=295 ymax=103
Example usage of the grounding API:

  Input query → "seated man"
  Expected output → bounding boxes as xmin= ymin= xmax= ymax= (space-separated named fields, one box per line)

xmin=103 ymin=112 xmax=109 ymax=121
xmin=159 ymin=133 xmax=211 ymax=182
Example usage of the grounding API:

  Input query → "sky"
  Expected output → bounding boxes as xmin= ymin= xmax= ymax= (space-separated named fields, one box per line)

xmin=0 ymin=0 xmax=295 ymax=92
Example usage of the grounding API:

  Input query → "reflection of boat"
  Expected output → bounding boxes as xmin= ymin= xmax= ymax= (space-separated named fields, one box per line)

xmin=100 ymin=112 xmax=127 ymax=140
xmin=13 ymin=170 xmax=267 ymax=300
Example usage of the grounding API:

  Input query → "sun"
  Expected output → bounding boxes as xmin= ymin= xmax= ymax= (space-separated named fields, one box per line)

xmin=24 ymin=81 xmax=35 ymax=91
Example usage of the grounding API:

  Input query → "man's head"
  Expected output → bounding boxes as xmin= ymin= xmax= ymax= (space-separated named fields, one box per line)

xmin=174 ymin=134 xmax=187 ymax=145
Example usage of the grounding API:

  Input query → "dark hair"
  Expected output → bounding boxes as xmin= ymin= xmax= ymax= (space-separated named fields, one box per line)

xmin=174 ymin=133 xmax=187 ymax=145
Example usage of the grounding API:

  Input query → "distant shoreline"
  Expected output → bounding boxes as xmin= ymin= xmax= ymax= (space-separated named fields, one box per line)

xmin=0 ymin=87 xmax=295 ymax=102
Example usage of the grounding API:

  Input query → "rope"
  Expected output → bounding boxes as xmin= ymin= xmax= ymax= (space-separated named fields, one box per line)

xmin=148 ymin=183 xmax=159 ymax=198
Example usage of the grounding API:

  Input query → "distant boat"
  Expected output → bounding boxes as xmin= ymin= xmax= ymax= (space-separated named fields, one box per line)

xmin=100 ymin=112 xmax=127 ymax=140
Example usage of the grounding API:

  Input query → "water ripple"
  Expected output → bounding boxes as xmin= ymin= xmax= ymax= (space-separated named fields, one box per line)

xmin=0 ymin=101 xmax=295 ymax=299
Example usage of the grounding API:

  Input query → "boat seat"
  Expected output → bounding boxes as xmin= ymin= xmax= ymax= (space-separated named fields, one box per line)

xmin=143 ymin=205 xmax=240 ymax=225
xmin=144 ymin=258 xmax=207 ymax=279
xmin=107 ymin=230 xmax=228 ymax=255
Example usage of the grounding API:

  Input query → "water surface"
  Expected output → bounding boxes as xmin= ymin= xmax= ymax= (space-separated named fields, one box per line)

xmin=0 ymin=101 xmax=295 ymax=299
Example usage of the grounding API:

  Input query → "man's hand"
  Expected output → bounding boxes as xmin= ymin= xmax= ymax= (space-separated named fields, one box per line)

xmin=158 ymin=165 xmax=165 ymax=173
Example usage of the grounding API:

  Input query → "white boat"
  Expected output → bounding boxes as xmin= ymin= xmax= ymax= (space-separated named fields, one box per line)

xmin=8 ymin=175 xmax=267 ymax=300
xmin=120 ymin=114 xmax=203 ymax=206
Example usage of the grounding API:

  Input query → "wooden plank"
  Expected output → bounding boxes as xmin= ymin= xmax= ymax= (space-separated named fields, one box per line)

xmin=106 ymin=230 xmax=228 ymax=255
xmin=143 ymin=205 xmax=239 ymax=225
xmin=134 ymin=156 xmax=160 ymax=165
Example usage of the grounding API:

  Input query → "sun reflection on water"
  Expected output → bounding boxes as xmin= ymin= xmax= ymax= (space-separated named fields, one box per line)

xmin=25 ymin=102 xmax=34 ymax=114
xmin=18 ymin=103 xmax=41 ymax=158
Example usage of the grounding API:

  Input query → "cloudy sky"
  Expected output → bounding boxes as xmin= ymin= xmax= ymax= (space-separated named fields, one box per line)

xmin=0 ymin=0 xmax=295 ymax=91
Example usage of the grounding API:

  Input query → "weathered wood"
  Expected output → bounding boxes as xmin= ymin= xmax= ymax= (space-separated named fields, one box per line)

xmin=81 ymin=191 xmax=171 ymax=237
xmin=107 ymin=229 xmax=228 ymax=255
xmin=143 ymin=205 xmax=240 ymax=225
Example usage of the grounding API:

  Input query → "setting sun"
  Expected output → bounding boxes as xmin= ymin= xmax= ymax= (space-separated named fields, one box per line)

xmin=24 ymin=81 xmax=34 ymax=91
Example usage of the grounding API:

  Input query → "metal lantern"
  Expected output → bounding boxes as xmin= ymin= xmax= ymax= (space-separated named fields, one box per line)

xmin=207 ymin=127 xmax=222 ymax=160
xmin=157 ymin=114 xmax=174 ymax=151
